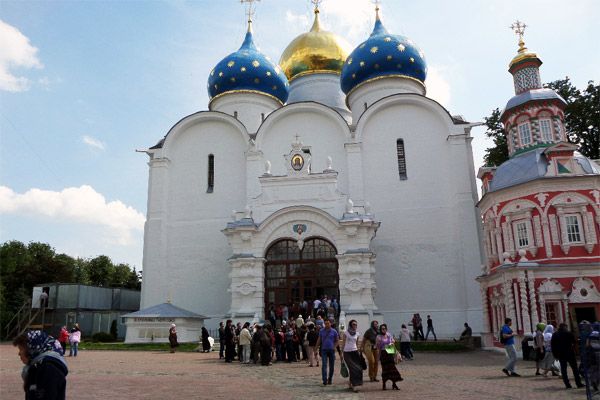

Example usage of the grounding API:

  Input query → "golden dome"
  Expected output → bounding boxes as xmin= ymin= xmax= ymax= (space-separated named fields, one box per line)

xmin=279 ymin=8 xmax=352 ymax=81
xmin=509 ymin=37 xmax=539 ymax=69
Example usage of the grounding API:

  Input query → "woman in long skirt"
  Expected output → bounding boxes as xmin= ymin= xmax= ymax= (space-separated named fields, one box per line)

xmin=169 ymin=324 xmax=178 ymax=353
xmin=541 ymin=325 xmax=560 ymax=376
xmin=201 ymin=326 xmax=211 ymax=352
xmin=376 ymin=324 xmax=403 ymax=390
xmin=342 ymin=319 xmax=364 ymax=392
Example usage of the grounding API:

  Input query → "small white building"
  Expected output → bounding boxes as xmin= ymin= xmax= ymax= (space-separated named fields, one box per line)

xmin=123 ymin=302 xmax=206 ymax=344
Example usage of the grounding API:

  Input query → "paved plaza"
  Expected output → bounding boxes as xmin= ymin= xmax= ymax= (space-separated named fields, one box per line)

xmin=0 ymin=344 xmax=591 ymax=399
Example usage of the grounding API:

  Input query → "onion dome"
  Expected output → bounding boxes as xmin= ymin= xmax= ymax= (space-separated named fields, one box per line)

xmin=279 ymin=6 xmax=352 ymax=82
xmin=340 ymin=9 xmax=427 ymax=95
xmin=208 ymin=22 xmax=289 ymax=104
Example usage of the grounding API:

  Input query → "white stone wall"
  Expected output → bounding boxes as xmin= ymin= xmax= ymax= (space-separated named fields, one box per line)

xmin=356 ymin=95 xmax=484 ymax=335
xmin=142 ymin=91 xmax=485 ymax=336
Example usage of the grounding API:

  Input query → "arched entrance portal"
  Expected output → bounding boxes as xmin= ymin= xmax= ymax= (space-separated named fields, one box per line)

xmin=265 ymin=238 xmax=339 ymax=318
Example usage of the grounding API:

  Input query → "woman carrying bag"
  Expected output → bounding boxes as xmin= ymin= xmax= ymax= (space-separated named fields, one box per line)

xmin=341 ymin=319 xmax=364 ymax=392
xmin=376 ymin=324 xmax=403 ymax=390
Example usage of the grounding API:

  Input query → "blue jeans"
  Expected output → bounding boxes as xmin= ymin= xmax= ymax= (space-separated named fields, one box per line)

xmin=69 ymin=342 xmax=78 ymax=357
xmin=321 ymin=348 xmax=335 ymax=384
xmin=504 ymin=344 xmax=517 ymax=372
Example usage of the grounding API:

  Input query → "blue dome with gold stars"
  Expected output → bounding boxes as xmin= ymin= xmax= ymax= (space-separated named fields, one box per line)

xmin=340 ymin=13 xmax=427 ymax=95
xmin=208 ymin=24 xmax=289 ymax=104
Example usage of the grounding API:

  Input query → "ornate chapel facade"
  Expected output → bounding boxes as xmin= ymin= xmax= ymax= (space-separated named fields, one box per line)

xmin=477 ymin=31 xmax=600 ymax=346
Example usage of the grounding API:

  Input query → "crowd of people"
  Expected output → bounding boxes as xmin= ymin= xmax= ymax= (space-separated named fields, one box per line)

xmin=215 ymin=315 xmax=405 ymax=392
xmin=501 ymin=317 xmax=597 ymax=391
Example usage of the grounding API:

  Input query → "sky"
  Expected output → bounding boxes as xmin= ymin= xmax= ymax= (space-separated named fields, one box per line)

xmin=1 ymin=0 xmax=599 ymax=270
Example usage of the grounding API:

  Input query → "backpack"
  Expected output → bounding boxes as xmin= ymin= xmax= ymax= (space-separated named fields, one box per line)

xmin=499 ymin=328 xmax=507 ymax=344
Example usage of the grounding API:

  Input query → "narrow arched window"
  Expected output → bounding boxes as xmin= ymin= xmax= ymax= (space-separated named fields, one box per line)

xmin=207 ymin=154 xmax=214 ymax=193
xmin=396 ymin=139 xmax=407 ymax=180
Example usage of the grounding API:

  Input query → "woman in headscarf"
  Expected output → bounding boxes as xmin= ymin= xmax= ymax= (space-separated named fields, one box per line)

xmin=169 ymin=324 xmax=178 ymax=353
xmin=376 ymin=324 xmax=403 ymax=390
xmin=341 ymin=319 xmax=364 ymax=392
xmin=13 ymin=330 xmax=68 ymax=399
xmin=201 ymin=326 xmax=211 ymax=353
xmin=541 ymin=324 xmax=560 ymax=376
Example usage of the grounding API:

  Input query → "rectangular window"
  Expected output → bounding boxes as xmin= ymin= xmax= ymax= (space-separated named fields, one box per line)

xmin=515 ymin=221 xmax=529 ymax=248
xmin=207 ymin=154 xmax=214 ymax=193
xmin=540 ymin=119 xmax=552 ymax=141
xmin=565 ymin=215 xmax=582 ymax=243
xmin=545 ymin=303 xmax=558 ymax=328
xmin=518 ymin=123 xmax=532 ymax=145
xmin=396 ymin=139 xmax=407 ymax=180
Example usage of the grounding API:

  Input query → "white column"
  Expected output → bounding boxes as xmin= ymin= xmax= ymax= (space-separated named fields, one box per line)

xmin=527 ymin=270 xmax=539 ymax=327
xmin=513 ymin=281 xmax=522 ymax=331
xmin=518 ymin=272 xmax=531 ymax=332
xmin=480 ymin=285 xmax=490 ymax=332
xmin=336 ymin=252 xmax=377 ymax=312
xmin=228 ymin=256 xmax=266 ymax=320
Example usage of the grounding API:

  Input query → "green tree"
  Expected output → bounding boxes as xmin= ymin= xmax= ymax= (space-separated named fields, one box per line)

xmin=87 ymin=255 xmax=114 ymax=287
xmin=483 ymin=108 xmax=509 ymax=166
xmin=545 ymin=78 xmax=599 ymax=159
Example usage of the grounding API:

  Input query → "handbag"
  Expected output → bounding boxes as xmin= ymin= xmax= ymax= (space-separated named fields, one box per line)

xmin=385 ymin=344 xmax=396 ymax=355
xmin=359 ymin=353 xmax=367 ymax=370
xmin=340 ymin=360 xmax=349 ymax=378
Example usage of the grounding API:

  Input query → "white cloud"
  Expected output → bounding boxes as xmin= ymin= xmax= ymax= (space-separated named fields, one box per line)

xmin=426 ymin=66 xmax=451 ymax=108
xmin=0 ymin=185 xmax=145 ymax=245
xmin=0 ymin=20 xmax=43 ymax=92
xmin=285 ymin=10 xmax=309 ymax=28
xmin=82 ymin=135 xmax=106 ymax=150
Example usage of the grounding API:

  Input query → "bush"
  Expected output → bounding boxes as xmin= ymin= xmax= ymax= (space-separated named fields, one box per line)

xmin=91 ymin=332 xmax=116 ymax=342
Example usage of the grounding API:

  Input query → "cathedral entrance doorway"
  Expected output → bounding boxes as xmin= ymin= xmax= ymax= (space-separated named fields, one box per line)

xmin=264 ymin=238 xmax=339 ymax=319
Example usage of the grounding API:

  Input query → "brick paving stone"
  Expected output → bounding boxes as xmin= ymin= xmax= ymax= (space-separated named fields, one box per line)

xmin=0 ymin=344 xmax=589 ymax=399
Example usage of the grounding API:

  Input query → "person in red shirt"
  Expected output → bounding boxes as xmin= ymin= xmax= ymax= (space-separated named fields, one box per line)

xmin=58 ymin=326 xmax=69 ymax=354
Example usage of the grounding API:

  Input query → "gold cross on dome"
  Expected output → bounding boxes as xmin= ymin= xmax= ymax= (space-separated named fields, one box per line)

xmin=240 ymin=0 xmax=260 ymax=23
xmin=311 ymin=0 xmax=322 ymax=12
xmin=510 ymin=20 xmax=528 ymax=52
xmin=372 ymin=0 xmax=381 ymax=11
xmin=294 ymin=133 xmax=301 ymax=143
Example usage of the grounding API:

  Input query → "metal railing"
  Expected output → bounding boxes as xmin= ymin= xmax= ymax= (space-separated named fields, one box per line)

xmin=4 ymin=298 xmax=44 ymax=340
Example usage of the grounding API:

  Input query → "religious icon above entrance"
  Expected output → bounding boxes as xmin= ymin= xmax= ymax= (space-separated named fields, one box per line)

xmin=285 ymin=136 xmax=311 ymax=176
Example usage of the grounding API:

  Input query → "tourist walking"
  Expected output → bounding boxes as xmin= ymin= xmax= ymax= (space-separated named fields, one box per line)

xmin=168 ymin=323 xmax=178 ymax=353
xmin=541 ymin=324 xmax=560 ymax=376
xmin=69 ymin=323 xmax=81 ymax=357
xmin=315 ymin=318 xmax=339 ymax=386
xmin=361 ymin=320 xmax=380 ymax=381
xmin=13 ymin=330 xmax=68 ymax=400
xmin=306 ymin=323 xmax=319 ymax=367
xmin=341 ymin=320 xmax=364 ymax=392
xmin=425 ymin=315 xmax=437 ymax=341
xmin=533 ymin=323 xmax=545 ymax=375
xmin=399 ymin=324 xmax=414 ymax=360
xmin=376 ymin=324 xmax=403 ymax=390
xmin=551 ymin=323 xmax=585 ymax=389
xmin=501 ymin=318 xmax=519 ymax=376
xmin=201 ymin=326 xmax=211 ymax=353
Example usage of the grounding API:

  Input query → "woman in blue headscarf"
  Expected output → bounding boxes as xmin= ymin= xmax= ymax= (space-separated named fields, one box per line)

xmin=13 ymin=330 xmax=68 ymax=399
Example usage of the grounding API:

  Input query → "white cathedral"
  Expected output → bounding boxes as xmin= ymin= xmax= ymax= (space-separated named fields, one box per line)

xmin=139 ymin=4 xmax=485 ymax=336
